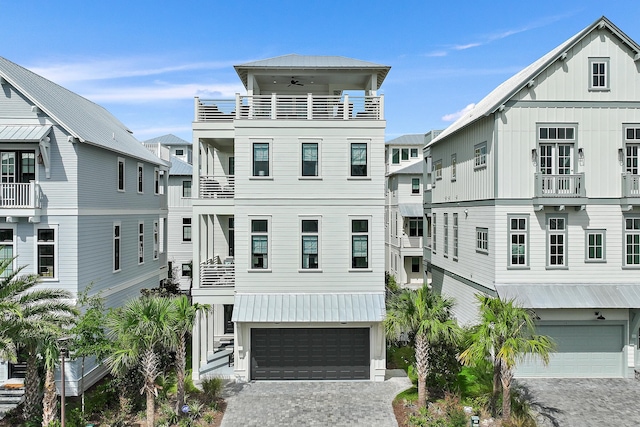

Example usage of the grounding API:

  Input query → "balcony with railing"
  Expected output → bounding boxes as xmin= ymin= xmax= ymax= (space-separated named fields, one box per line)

xmin=200 ymin=259 xmax=234 ymax=288
xmin=534 ymin=173 xmax=585 ymax=197
xmin=401 ymin=236 xmax=423 ymax=249
xmin=622 ymin=174 xmax=640 ymax=198
xmin=195 ymin=94 xmax=384 ymax=122
xmin=0 ymin=182 xmax=41 ymax=209
xmin=199 ymin=175 xmax=234 ymax=199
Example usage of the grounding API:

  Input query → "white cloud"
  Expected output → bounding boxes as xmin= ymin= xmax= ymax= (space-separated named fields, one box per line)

xmin=424 ymin=51 xmax=448 ymax=57
xmin=80 ymin=82 xmax=245 ymax=103
xmin=453 ymin=43 xmax=482 ymax=51
xmin=441 ymin=103 xmax=475 ymax=122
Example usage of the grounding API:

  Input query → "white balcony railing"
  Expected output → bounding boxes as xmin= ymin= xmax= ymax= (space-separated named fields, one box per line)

xmin=622 ymin=174 xmax=640 ymax=197
xmin=0 ymin=182 xmax=40 ymax=208
xmin=199 ymin=175 xmax=234 ymax=199
xmin=401 ymin=236 xmax=423 ymax=249
xmin=195 ymin=94 xmax=384 ymax=122
xmin=200 ymin=261 xmax=234 ymax=287
xmin=534 ymin=173 xmax=585 ymax=198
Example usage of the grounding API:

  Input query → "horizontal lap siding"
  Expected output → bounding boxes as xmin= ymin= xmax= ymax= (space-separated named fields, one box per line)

xmin=431 ymin=268 xmax=482 ymax=326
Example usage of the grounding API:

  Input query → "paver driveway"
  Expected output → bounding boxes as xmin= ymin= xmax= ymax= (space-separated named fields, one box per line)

xmin=219 ymin=371 xmax=411 ymax=427
xmin=516 ymin=378 xmax=640 ymax=427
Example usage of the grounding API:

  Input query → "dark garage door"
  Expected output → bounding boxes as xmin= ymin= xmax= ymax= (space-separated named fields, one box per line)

xmin=251 ymin=328 xmax=370 ymax=380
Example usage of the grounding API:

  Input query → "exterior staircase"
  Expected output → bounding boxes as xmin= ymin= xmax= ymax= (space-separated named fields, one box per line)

xmin=199 ymin=346 xmax=234 ymax=379
xmin=0 ymin=381 xmax=25 ymax=420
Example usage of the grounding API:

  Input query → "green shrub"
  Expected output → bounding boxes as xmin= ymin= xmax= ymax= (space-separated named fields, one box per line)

xmin=201 ymin=376 xmax=223 ymax=398
xmin=387 ymin=345 xmax=415 ymax=371
xmin=203 ymin=412 xmax=215 ymax=423
xmin=65 ymin=407 xmax=86 ymax=427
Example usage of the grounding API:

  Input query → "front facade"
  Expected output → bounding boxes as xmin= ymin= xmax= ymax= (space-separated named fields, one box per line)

xmin=144 ymin=135 xmax=194 ymax=291
xmin=424 ymin=17 xmax=640 ymax=378
xmin=385 ymin=134 xmax=430 ymax=287
xmin=191 ymin=54 xmax=390 ymax=381
xmin=0 ymin=57 xmax=169 ymax=393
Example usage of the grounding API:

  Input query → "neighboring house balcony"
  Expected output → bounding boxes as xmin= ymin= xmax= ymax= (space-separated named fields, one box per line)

xmin=194 ymin=94 xmax=384 ymax=123
xmin=199 ymin=175 xmax=234 ymax=199
xmin=533 ymin=173 xmax=586 ymax=209
xmin=199 ymin=258 xmax=234 ymax=288
xmin=400 ymin=235 xmax=423 ymax=257
xmin=0 ymin=181 xmax=42 ymax=222
xmin=621 ymin=174 xmax=640 ymax=209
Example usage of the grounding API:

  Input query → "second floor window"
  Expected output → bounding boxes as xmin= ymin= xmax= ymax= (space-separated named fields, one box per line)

xmin=251 ymin=219 xmax=269 ymax=269
xmin=453 ymin=213 xmax=458 ymax=259
xmin=509 ymin=217 xmax=528 ymax=266
xmin=182 ymin=218 xmax=192 ymax=242
xmin=37 ymin=228 xmax=55 ymax=278
xmin=625 ymin=217 xmax=640 ymax=266
xmin=412 ymin=178 xmax=420 ymax=194
xmin=392 ymin=148 xmax=400 ymax=164
xmin=113 ymin=223 xmax=121 ymax=272
xmin=182 ymin=180 xmax=192 ymax=198
xmin=625 ymin=127 xmax=640 ymax=174
xmin=301 ymin=143 xmax=318 ymax=177
xmin=301 ymin=219 xmax=319 ymax=269
xmin=253 ymin=143 xmax=269 ymax=177
xmin=0 ymin=229 xmax=13 ymax=277
xmin=444 ymin=213 xmax=449 ymax=256
xmin=548 ymin=217 xmax=566 ymax=267
xmin=117 ymin=158 xmax=125 ymax=191
xmin=351 ymin=219 xmax=369 ymax=268
xmin=476 ymin=227 xmax=488 ymax=254
xmin=351 ymin=143 xmax=367 ymax=177
xmin=137 ymin=164 xmax=143 ymax=193
xmin=138 ymin=222 xmax=144 ymax=264
xmin=408 ymin=218 xmax=423 ymax=237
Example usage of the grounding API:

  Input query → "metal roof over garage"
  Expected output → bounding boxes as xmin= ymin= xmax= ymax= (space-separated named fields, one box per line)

xmin=232 ymin=293 xmax=385 ymax=323
xmin=495 ymin=283 xmax=640 ymax=308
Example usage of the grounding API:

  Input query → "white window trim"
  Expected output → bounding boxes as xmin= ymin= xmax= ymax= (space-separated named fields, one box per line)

xmin=588 ymin=57 xmax=610 ymax=91
xmin=411 ymin=178 xmax=420 ymax=194
xmin=453 ymin=213 xmax=458 ymax=261
xmin=154 ymin=167 xmax=159 ymax=195
xmin=347 ymin=139 xmax=371 ymax=180
xmin=299 ymin=215 xmax=322 ymax=272
xmin=137 ymin=163 xmax=144 ymax=194
xmin=391 ymin=148 xmax=400 ymax=164
xmin=432 ymin=213 xmax=437 ymax=254
xmin=474 ymin=143 xmax=487 ymax=170
xmin=451 ymin=154 xmax=457 ymax=181
xmin=443 ymin=213 xmax=449 ymax=257
xmin=410 ymin=148 xmax=419 ymax=158
xmin=0 ymin=224 xmax=17 ymax=276
xmin=35 ymin=224 xmax=58 ymax=281
xmin=182 ymin=180 xmax=192 ymax=198
xmin=153 ymin=220 xmax=159 ymax=260
xmin=113 ymin=222 xmax=121 ymax=273
xmin=299 ymin=139 xmax=322 ymax=180
xmin=249 ymin=216 xmax=271 ymax=271
xmin=476 ymin=227 xmax=489 ymax=254
xmin=182 ymin=218 xmax=192 ymax=242
xmin=250 ymin=139 xmax=273 ymax=180
xmin=434 ymin=160 xmax=443 ymax=181
xmin=585 ymin=229 xmax=606 ymax=263
xmin=508 ymin=215 xmax=529 ymax=269
xmin=117 ymin=157 xmax=125 ymax=192
xmin=546 ymin=215 xmax=568 ymax=269
xmin=624 ymin=216 xmax=640 ymax=268
xmin=349 ymin=215 xmax=372 ymax=271
xmin=138 ymin=221 xmax=144 ymax=265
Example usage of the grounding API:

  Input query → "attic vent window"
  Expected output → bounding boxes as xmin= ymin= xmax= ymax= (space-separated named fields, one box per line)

xmin=589 ymin=58 xmax=610 ymax=91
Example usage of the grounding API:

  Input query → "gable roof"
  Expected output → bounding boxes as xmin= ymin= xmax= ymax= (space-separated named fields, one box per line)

xmin=385 ymin=134 xmax=425 ymax=146
xmin=429 ymin=16 xmax=640 ymax=147
xmin=0 ymin=57 xmax=167 ymax=166
xmin=169 ymin=155 xmax=192 ymax=176
xmin=234 ymin=54 xmax=390 ymax=90
xmin=144 ymin=134 xmax=191 ymax=146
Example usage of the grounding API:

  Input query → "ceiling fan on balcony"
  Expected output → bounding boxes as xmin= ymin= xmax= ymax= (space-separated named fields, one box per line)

xmin=287 ymin=77 xmax=304 ymax=87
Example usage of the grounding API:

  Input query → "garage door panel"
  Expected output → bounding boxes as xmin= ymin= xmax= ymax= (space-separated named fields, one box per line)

xmin=251 ymin=328 xmax=370 ymax=380
xmin=516 ymin=324 xmax=624 ymax=378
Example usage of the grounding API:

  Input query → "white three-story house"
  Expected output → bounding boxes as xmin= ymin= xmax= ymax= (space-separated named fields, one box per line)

xmin=425 ymin=16 xmax=640 ymax=378
xmin=191 ymin=55 xmax=390 ymax=381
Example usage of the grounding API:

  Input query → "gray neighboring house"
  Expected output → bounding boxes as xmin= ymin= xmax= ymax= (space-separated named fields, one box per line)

xmin=0 ymin=56 xmax=170 ymax=394
xmin=143 ymin=134 xmax=193 ymax=291
xmin=425 ymin=16 xmax=640 ymax=378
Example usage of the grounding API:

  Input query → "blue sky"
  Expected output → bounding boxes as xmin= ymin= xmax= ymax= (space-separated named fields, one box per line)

xmin=2 ymin=1 xmax=639 ymax=142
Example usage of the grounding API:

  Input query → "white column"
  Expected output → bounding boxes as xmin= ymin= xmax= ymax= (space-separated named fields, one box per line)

xmin=191 ymin=312 xmax=201 ymax=380
xmin=199 ymin=311 xmax=207 ymax=366
xmin=206 ymin=308 xmax=215 ymax=355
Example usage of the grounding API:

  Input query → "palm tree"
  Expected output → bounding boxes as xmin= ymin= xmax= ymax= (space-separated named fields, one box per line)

xmin=170 ymin=295 xmax=210 ymax=415
xmin=385 ymin=284 xmax=462 ymax=408
xmin=41 ymin=339 xmax=60 ymax=427
xmin=0 ymin=262 xmax=77 ymax=422
xmin=106 ymin=296 xmax=176 ymax=427
xmin=458 ymin=295 xmax=555 ymax=421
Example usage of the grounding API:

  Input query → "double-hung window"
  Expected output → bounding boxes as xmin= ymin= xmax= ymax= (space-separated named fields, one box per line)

xmin=410 ymin=148 xmax=419 ymax=158
xmin=432 ymin=213 xmax=437 ymax=253
xmin=401 ymin=148 xmax=409 ymax=161
xmin=0 ymin=228 xmax=14 ymax=277
xmin=453 ymin=213 xmax=458 ymax=260
xmin=589 ymin=57 xmax=609 ymax=90
xmin=153 ymin=220 xmax=159 ymax=260
xmin=301 ymin=219 xmax=319 ymax=270
xmin=138 ymin=222 xmax=144 ymax=264
xmin=625 ymin=217 xmax=640 ymax=266
xmin=182 ymin=218 xmax=192 ymax=242
xmin=350 ymin=143 xmax=368 ymax=177
xmin=509 ymin=216 xmax=528 ymax=267
xmin=411 ymin=178 xmax=420 ymax=194
xmin=251 ymin=219 xmax=269 ymax=269
xmin=624 ymin=126 xmax=640 ymax=177
xmin=301 ymin=142 xmax=319 ymax=177
xmin=585 ymin=230 xmax=605 ymax=263
xmin=181 ymin=263 xmax=191 ymax=277
xmin=137 ymin=163 xmax=143 ymax=194
xmin=37 ymin=228 xmax=55 ymax=278
xmin=113 ymin=223 xmax=121 ymax=272
xmin=476 ymin=227 xmax=488 ymax=254
xmin=253 ymin=143 xmax=270 ymax=177
xmin=182 ymin=180 xmax=192 ymax=198
xmin=474 ymin=143 xmax=487 ymax=169
xmin=154 ymin=168 xmax=159 ymax=195
xmin=451 ymin=154 xmax=457 ymax=181
xmin=434 ymin=160 xmax=442 ymax=180
xmin=408 ymin=218 xmax=423 ymax=237
xmin=443 ymin=213 xmax=449 ymax=256
xmin=547 ymin=216 xmax=567 ymax=267
xmin=351 ymin=219 xmax=369 ymax=269
xmin=411 ymin=257 xmax=420 ymax=273
xmin=117 ymin=158 xmax=125 ymax=192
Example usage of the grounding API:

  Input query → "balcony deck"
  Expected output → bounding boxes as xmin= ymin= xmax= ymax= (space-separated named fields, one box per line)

xmin=199 ymin=175 xmax=234 ymax=199
xmin=533 ymin=173 xmax=586 ymax=209
xmin=0 ymin=182 xmax=40 ymax=208
xmin=200 ymin=260 xmax=234 ymax=288
xmin=195 ymin=94 xmax=384 ymax=122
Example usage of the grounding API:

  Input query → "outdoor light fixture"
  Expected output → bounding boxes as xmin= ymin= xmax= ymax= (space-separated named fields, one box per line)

xmin=578 ymin=148 xmax=584 ymax=160
xmin=595 ymin=311 xmax=606 ymax=320
xmin=619 ymin=148 xmax=625 ymax=165
xmin=531 ymin=148 xmax=538 ymax=163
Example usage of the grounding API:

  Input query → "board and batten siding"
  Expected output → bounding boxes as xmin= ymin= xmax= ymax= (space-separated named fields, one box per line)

xmin=168 ymin=176 xmax=192 ymax=208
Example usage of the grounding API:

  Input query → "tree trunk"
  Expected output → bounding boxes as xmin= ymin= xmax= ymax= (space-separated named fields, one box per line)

xmin=500 ymin=363 xmax=514 ymax=422
xmin=81 ymin=356 xmax=85 ymax=414
xmin=41 ymin=366 xmax=57 ymax=427
xmin=175 ymin=333 xmax=186 ymax=415
xmin=415 ymin=334 xmax=429 ymax=408
xmin=146 ymin=388 xmax=155 ymax=427
xmin=23 ymin=353 xmax=41 ymax=422
xmin=491 ymin=357 xmax=501 ymax=416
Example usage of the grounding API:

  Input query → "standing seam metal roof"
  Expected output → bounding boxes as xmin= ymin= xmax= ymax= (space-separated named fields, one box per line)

xmin=0 ymin=56 xmax=167 ymax=166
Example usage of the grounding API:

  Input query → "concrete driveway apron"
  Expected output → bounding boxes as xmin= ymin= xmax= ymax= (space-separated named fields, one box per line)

xmin=516 ymin=378 xmax=640 ymax=427
xmin=220 ymin=371 xmax=411 ymax=427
